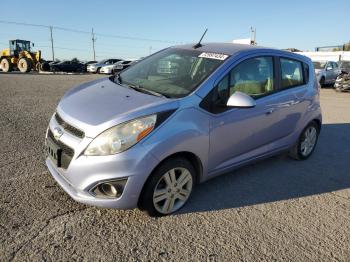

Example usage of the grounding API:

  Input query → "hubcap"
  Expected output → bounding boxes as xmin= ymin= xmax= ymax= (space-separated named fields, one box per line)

xmin=153 ymin=167 xmax=193 ymax=214
xmin=300 ymin=126 xmax=317 ymax=157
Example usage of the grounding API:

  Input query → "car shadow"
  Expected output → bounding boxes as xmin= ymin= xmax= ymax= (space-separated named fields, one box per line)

xmin=178 ymin=123 xmax=350 ymax=214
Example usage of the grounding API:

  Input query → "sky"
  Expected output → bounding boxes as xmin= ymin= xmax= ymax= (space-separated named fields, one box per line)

xmin=0 ymin=0 xmax=349 ymax=61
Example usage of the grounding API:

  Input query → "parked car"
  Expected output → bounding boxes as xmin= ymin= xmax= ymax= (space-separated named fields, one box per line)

xmin=50 ymin=61 xmax=84 ymax=73
xmin=81 ymin=60 xmax=97 ymax=72
xmin=313 ymin=60 xmax=341 ymax=86
xmin=112 ymin=60 xmax=138 ymax=74
xmin=338 ymin=60 xmax=350 ymax=75
xmin=46 ymin=43 xmax=322 ymax=216
xmin=99 ymin=60 xmax=125 ymax=74
xmin=87 ymin=59 xmax=122 ymax=73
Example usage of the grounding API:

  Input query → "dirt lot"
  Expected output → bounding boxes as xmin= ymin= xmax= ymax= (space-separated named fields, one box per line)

xmin=1 ymin=74 xmax=349 ymax=261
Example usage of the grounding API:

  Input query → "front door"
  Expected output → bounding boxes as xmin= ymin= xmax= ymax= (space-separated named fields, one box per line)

xmin=207 ymin=55 xmax=307 ymax=175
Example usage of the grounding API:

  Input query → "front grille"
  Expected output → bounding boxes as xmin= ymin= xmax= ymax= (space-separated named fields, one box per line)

xmin=47 ymin=129 xmax=74 ymax=169
xmin=55 ymin=113 xmax=85 ymax=138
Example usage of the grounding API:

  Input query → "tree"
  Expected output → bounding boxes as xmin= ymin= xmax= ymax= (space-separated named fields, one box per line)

xmin=71 ymin=57 xmax=80 ymax=63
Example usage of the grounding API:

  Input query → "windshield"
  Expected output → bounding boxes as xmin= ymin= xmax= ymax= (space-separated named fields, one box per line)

xmin=340 ymin=61 xmax=350 ymax=69
xmin=11 ymin=41 xmax=31 ymax=52
xmin=313 ymin=61 xmax=326 ymax=70
xmin=118 ymin=48 xmax=227 ymax=98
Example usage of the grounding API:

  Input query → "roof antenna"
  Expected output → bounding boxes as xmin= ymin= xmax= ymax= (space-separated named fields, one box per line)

xmin=193 ymin=28 xmax=208 ymax=49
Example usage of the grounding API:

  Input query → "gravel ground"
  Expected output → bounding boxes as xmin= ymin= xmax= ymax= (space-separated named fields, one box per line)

xmin=1 ymin=74 xmax=349 ymax=261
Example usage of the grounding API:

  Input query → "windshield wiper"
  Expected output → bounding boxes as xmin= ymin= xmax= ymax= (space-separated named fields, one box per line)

xmin=114 ymin=76 xmax=168 ymax=98
xmin=126 ymin=82 xmax=167 ymax=98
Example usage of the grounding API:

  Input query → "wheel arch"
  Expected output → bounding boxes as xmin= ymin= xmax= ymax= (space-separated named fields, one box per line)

xmin=312 ymin=118 xmax=322 ymax=132
xmin=137 ymin=150 xmax=203 ymax=207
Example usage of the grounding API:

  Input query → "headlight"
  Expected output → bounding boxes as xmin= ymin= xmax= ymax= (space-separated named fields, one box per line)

xmin=84 ymin=114 xmax=157 ymax=156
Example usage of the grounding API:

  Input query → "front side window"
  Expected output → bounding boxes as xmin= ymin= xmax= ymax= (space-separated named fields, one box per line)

xmin=280 ymin=58 xmax=304 ymax=89
xmin=119 ymin=48 xmax=227 ymax=98
xmin=214 ymin=56 xmax=274 ymax=106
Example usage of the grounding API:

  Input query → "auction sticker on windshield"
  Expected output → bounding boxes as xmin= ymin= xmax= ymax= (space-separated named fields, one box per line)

xmin=199 ymin=52 xmax=229 ymax=60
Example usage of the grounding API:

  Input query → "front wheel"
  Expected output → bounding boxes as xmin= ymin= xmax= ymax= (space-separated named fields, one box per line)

xmin=1 ymin=58 xmax=13 ymax=72
xmin=289 ymin=121 xmax=320 ymax=160
xmin=319 ymin=77 xmax=325 ymax=87
xmin=139 ymin=158 xmax=195 ymax=216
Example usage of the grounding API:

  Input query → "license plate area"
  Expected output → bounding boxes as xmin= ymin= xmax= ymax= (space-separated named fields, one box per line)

xmin=47 ymin=138 xmax=62 ymax=167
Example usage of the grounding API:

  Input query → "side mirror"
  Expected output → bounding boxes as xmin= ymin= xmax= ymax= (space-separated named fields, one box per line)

xmin=326 ymin=66 xmax=332 ymax=71
xmin=226 ymin=91 xmax=256 ymax=108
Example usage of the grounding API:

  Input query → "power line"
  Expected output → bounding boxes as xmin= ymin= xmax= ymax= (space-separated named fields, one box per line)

xmin=0 ymin=20 xmax=178 ymax=44
xmin=0 ymin=19 xmax=179 ymax=60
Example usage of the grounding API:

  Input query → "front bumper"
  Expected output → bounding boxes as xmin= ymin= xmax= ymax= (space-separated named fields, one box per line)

xmin=87 ymin=67 xmax=97 ymax=73
xmin=99 ymin=67 xmax=113 ymax=74
xmin=45 ymin=115 xmax=160 ymax=209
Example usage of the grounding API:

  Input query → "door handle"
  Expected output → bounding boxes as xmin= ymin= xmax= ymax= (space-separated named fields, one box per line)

xmin=265 ymin=108 xmax=275 ymax=115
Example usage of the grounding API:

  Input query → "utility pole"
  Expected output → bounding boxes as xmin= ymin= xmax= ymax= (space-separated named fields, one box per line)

xmin=92 ymin=28 xmax=96 ymax=61
xmin=250 ymin=27 xmax=256 ymax=45
xmin=49 ymin=26 xmax=55 ymax=61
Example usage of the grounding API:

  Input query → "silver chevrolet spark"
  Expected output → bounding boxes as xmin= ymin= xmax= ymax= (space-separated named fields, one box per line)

xmin=46 ymin=43 xmax=322 ymax=216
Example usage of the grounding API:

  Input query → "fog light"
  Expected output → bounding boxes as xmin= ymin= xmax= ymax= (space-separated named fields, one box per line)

xmin=99 ymin=183 xmax=118 ymax=197
xmin=89 ymin=179 xmax=127 ymax=198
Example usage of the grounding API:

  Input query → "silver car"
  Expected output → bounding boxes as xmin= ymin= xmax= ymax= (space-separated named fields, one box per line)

xmin=313 ymin=60 xmax=341 ymax=86
xmin=46 ymin=43 xmax=322 ymax=216
xmin=87 ymin=59 xmax=122 ymax=73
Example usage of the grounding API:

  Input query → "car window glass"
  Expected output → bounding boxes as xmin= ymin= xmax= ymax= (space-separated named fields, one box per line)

xmin=213 ymin=56 xmax=274 ymax=106
xmin=280 ymin=58 xmax=304 ymax=88
xmin=228 ymin=57 xmax=274 ymax=97
xmin=332 ymin=62 xmax=338 ymax=69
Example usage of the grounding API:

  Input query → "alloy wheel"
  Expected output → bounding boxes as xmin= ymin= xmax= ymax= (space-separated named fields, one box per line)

xmin=300 ymin=126 xmax=317 ymax=157
xmin=153 ymin=167 xmax=193 ymax=214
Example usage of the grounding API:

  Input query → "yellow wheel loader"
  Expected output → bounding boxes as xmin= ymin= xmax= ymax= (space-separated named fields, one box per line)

xmin=0 ymin=39 xmax=43 ymax=73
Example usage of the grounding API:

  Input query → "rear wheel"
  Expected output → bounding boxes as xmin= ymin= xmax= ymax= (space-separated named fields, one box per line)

xmin=139 ymin=157 xmax=195 ymax=216
xmin=18 ymin=58 xmax=32 ymax=73
xmin=289 ymin=121 xmax=319 ymax=160
xmin=1 ymin=58 xmax=13 ymax=72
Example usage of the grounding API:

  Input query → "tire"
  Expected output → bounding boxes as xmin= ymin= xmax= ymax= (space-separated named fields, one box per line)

xmin=96 ymin=67 xmax=101 ymax=74
xmin=18 ymin=58 xmax=32 ymax=73
xmin=289 ymin=121 xmax=320 ymax=160
xmin=1 ymin=58 xmax=13 ymax=72
xmin=319 ymin=77 xmax=325 ymax=88
xmin=139 ymin=157 xmax=196 ymax=217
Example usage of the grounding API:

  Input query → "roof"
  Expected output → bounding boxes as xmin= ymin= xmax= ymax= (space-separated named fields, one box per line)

xmin=173 ymin=42 xmax=312 ymax=64
xmin=174 ymin=42 xmax=268 ymax=55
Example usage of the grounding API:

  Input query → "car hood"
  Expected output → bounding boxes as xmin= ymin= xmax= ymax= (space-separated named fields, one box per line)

xmin=57 ymin=78 xmax=177 ymax=137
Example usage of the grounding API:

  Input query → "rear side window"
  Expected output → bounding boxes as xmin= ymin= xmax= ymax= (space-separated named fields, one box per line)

xmin=280 ymin=58 xmax=304 ymax=89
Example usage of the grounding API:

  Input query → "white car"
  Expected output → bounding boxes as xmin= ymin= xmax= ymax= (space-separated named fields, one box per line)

xmin=313 ymin=60 xmax=341 ymax=86
xmin=87 ymin=59 xmax=122 ymax=73
xmin=99 ymin=61 xmax=124 ymax=74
